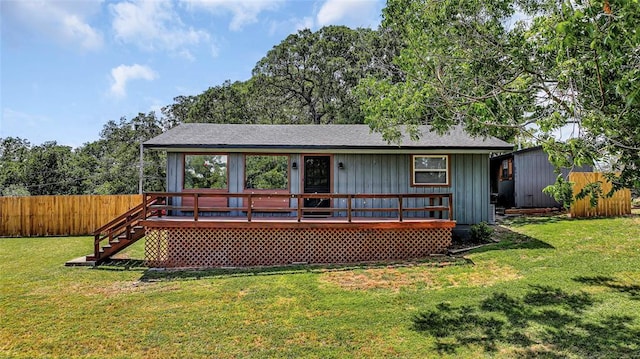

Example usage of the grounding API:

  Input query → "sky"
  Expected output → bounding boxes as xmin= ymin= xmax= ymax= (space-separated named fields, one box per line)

xmin=0 ymin=0 xmax=385 ymax=148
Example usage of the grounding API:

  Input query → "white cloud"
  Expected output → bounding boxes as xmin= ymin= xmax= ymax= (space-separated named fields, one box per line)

xmin=0 ymin=0 xmax=103 ymax=50
xmin=316 ymin=0 xmax=381 ymax=28
xmin=181 ymin=0 xmax=282 ymax=31
xmin=109 ymin=64 xmax=158 ymax=98
xmin=294 ymin=17 xmax=315 ymax=31
xmin=110 ymin=0 xmax=209 ymax=53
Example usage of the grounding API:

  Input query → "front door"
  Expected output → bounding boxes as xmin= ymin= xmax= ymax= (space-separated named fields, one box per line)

xmin=303 ymin=155 xmax=331 ymax=216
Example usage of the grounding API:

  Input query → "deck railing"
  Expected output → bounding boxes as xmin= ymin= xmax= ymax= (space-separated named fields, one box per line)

xmin=143 ymin=192 xmax=453 ymax=222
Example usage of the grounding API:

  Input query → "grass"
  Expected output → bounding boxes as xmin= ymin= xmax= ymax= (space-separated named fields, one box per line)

xmin=1 ymin=214 xmax=639 ymax=358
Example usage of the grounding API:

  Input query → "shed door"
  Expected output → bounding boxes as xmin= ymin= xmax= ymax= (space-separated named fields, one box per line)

xmin=303 ymin=155 xmax=331 ymax=214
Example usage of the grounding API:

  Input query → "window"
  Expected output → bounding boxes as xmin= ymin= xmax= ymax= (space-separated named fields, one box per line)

xmin=412 ymin=155 xmax=449 ymax=186
xmin=184 ymin=154 xmax=228 ymax=190
xmin=245 ymin=155 xmax=288 ymax=190
xmin=501 ymin=159 xmax=512 ymax=180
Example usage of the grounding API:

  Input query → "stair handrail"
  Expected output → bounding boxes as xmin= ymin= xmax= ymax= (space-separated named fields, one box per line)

xmin=92 ymin=195 xmax=156 ymax=261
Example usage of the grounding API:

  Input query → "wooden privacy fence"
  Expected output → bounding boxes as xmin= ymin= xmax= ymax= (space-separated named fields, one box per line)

xmin=570 ymin=172 xmax=631 ymax=218
xmin=0 ymin=195 xmax=142 ymax=237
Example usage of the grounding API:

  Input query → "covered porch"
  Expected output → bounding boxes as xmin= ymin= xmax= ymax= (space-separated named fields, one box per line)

xmin=139 ymin=192 xmax=455 ymax=268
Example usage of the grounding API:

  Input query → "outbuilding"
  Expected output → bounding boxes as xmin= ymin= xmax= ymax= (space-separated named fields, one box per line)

xmin=490 ymin=146 xmax=592 ymax=208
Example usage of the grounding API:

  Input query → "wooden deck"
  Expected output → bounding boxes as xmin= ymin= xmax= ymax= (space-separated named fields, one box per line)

xmin=89 ymin=192 xmax=456 ymax=268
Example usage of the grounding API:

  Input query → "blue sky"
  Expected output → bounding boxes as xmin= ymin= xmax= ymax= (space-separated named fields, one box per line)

xmin=1 ymin=0 xmax=385 ymax=148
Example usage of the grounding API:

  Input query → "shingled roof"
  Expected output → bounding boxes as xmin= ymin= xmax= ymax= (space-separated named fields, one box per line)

xmin=144 ymin=124 xmax=513 ymax=152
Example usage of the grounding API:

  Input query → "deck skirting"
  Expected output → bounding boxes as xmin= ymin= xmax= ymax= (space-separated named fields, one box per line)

xmin=144 ymin=221 xmax=454 ymax=268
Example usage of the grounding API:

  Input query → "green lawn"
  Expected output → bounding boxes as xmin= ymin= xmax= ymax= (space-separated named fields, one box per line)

xmin=1 ymin=215 xmax=639 ymax=358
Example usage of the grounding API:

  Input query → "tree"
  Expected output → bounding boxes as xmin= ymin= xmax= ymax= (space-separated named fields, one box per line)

xmin=23 ymin=141 xmax=75 ymax=195
xmin=92 ymin=112 xmax=166 ymax=194
xmin=71 ymin=139 xmax=110 ymax=194
xmin=253 ymin=26 xmax=377 ymax=124
xmin=161 ymin=95 xmax=197 ymax=127
xmin=0 ymin=137 xmax=31 ymax=195
xmin=358 ymin=0 xmax=640 ymax=198
xmin=186 ymin=80 xmax=253 ymax=124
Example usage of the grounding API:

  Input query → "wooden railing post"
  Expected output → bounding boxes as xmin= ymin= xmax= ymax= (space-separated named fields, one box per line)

xmin=94 ymin=234 xmax=100 ymax=260
xmin=347 ymin=194 xmax=352 ymax=222
xmin=297 ymin=195 xmax=302 ymax=222
xmin=398 ymin=195 xmax=404 ymax=222
xmin=431 ymin=195 xmax=435 ymax=219
xmin=247 ymin=193 xmax=253 ymax=222
xmin=194 ymin=193 xmax=199 ymax=222
xmin=142 ymin=194 xmax=148 ymax=219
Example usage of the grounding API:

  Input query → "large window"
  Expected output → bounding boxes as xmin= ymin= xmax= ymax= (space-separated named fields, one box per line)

xmin=412 ymin=155 xmax=449 ymax=186
xmin=184 ymin=154 xmax=228 ymax=190
xmin=245 ymin=155 xmax=288 ymax=190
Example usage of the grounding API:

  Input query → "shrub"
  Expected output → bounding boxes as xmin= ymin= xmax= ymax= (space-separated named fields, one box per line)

xmin=470 ymin=222 xmax=494 ymax=242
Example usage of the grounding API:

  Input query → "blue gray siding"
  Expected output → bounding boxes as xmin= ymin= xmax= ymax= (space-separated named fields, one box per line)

xmin=166 ymin=152 xmax=490 ymax=225
xmin=332 ymin=153 xmax=489 ymax=224
xmin=166 ymin=152 xmax=182 ymax=193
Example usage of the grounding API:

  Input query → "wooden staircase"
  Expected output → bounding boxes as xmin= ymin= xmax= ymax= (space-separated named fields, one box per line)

xmin=86 ymin=198 xmax=155 ymax=265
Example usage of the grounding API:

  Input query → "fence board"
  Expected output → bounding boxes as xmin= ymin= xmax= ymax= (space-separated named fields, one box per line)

xmin=0 ymin=195 xmax=142 ymax=237
xmin=570 ymin=172 xmax=631 ymax=218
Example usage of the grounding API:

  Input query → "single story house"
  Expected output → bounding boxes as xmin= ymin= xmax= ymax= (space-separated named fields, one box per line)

xmin=89 ymin=124 xmax=512 ymax=268
xmin=490 ymin=146 xmax=592 ymax=208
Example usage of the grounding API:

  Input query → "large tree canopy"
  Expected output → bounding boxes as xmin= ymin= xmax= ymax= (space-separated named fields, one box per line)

xmin=253 ymin=26 xmax=381 ymax=124
xmin=358 ymin=0 xmax=639 ymax=198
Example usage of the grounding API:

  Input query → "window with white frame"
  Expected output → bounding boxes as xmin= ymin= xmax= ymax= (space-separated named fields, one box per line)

xmin=412 ymin=155 xmax=449 ymax=186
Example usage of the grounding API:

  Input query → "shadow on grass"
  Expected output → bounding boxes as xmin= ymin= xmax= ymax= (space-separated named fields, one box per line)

xmin=138 ymin=257 xmax=472 ymax=282
xmin=499 ymin=213 xmax=574 ymax=227
xmin=92 ymin=258 xmax=147 ymax=272
xmin=574 ymin=275 xmax=640 ymax=300
xmin=412 ymin=285 xmax=640 ymax=357
xmin=502 ymin=212 xmax=640 ymax=228
xmin=458 ymin=226 xmax=555 ymax=255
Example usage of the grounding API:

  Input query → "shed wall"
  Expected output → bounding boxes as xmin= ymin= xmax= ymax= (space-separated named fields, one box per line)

xmin=513 ymin=149 xmax=558 ymax=207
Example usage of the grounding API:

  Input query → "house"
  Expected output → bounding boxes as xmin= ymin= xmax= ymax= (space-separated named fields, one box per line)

xmin=490 ymin=146 xmax=592 ymax=208
xmin=89 ymin=124 xmax=512 ymax=268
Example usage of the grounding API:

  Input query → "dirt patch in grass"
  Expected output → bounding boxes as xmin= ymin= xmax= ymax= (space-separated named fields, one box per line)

xmin=61 ymin=281 xmax=182 ymax=298
xmin=90 ymin=281 xmax=182 ymax=297
xmin=446 ymin=260 xmax=522 ymax=287
xmin=319 ymin=260 xmax=521 ymax=292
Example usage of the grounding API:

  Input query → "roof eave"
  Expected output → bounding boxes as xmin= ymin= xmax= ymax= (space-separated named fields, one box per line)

xmin=144 ymin=143 xmax=514 ymax=153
